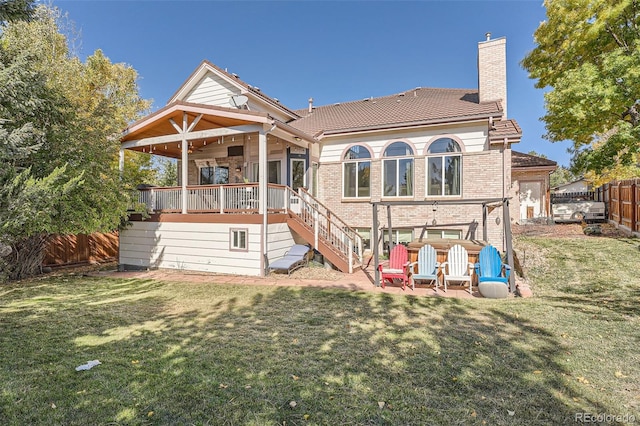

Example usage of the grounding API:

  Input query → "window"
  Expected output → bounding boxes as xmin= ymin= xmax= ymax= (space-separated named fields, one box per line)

xmin=355 ymin=227 xmax=371 ymax=252
xmin=383 ymin=142 xmax=413 ymax=197
xmin=383 ymin=229 xmax=413 ymax=253
xmin=425 ymin=229 xmax=462 ymax=239
xmin=200 ymin=166 xmax=215 ymax=185
xmin=343 ymin=145 xmax=371 ymax=198
xmin=251 ymin=161 xmax=282 ymax=184
xmin=426 ymin=138 xmax=462 ymax=196
xmin=200 ymin=166 xmax=228 ymax=185
xmin=230 ymin=228 xmax=248 ymax=251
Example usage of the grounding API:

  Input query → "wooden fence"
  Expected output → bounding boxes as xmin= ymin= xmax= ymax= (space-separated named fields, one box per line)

xmin=596 ymin=179 xmax=640 ymax=234
xmin=43 ymin=231 xmax=119 ymax=267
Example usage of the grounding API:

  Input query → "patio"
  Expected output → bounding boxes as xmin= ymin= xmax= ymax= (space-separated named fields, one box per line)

xmin=99 ymin=264 xmax=503 ymax=299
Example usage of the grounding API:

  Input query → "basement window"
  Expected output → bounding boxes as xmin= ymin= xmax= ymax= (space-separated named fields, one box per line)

xmin=230 ymin=228 xmax=248 ymax=251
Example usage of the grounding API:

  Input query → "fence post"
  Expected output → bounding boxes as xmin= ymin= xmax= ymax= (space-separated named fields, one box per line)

xmin=632 ymin=180 xmax=637 ymax=233
xmin=618 ymin=181 xmax=623 ymax=226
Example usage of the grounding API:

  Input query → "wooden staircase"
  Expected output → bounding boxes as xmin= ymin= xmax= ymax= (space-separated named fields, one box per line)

xmin=284 ymin=187 xmax=363 ymax=273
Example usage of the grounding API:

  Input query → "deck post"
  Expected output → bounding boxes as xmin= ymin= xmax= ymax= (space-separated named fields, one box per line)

xmin=482 ymin=204 xmax=488 ymax=241
xmin=259 ymin=130 xmax=268 ymax=276
xmin=502 ymin=199 xmax=515 ymax=293
xmin=372 ymin=202 xmax=380 ymax=287
xmin=387 ymin=205 xmax=393 ymax=252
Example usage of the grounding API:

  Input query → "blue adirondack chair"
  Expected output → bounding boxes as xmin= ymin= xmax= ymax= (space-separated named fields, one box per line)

xmin=408 ymin=244 xmax=440 ymax=291
xmin=475 ymin=245 xmax=511 ymax=284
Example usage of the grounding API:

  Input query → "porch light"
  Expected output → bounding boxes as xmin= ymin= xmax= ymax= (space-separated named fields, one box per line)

xmin=294 ymin=137 xmax=302 ymax=141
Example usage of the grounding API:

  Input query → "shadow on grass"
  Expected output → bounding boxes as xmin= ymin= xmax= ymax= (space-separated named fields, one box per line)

xmin=0 ymin=276 xmax=629 ymax=425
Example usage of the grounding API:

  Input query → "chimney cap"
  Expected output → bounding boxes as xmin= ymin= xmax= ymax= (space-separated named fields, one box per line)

xmin=485 ymin=32 xmax=491 ymax=41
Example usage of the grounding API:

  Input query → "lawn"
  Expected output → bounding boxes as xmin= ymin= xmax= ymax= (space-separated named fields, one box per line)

xmin=0 ymin=231 xmax=639 ymax=425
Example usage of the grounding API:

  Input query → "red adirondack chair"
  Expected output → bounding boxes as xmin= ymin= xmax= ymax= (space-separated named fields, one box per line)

xmin=378 ymin=244 xmax=410 ymax=290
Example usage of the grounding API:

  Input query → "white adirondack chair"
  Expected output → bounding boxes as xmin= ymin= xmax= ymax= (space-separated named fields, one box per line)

xmin=441 ymin=244 xmax=475 ymax=294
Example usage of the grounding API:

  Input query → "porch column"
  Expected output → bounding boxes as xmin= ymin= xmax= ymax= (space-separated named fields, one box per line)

xmin=259 ymin=130 xmax=268 ymax=276
xmin=181 ymin=114 xmax=188 ymax=214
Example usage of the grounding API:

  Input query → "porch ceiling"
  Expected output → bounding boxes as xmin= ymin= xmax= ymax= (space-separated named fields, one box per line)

xmin=122 ymin=102 xmax=268 ymax=141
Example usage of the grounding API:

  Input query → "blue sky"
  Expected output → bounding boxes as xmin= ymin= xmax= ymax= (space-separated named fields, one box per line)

xmin=54 ymin=0 xmax=572 ymax=166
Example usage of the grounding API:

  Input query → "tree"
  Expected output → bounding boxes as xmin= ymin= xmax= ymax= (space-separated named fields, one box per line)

xmin=0 ymin=0 xmax=34 ymax=23
xmin=0 ymin=5 xmax=151 ymax=281
xmin=522 ymin=0 xmax=640 ymax=181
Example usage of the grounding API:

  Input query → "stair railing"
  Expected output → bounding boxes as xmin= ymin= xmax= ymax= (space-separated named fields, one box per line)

xmin=285 ymin=187 xmax=363 ymax=272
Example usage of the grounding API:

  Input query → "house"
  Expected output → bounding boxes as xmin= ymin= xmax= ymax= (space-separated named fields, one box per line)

xmin=510 ymin=151 xmax=557 ymax=222
xmin=119 ymin=34 xmax=532 ymax=278
xmin=552 ymin=177 xmax=590 ymax=194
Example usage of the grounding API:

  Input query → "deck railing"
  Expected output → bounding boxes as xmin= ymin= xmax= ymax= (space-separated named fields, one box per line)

xmin=137 ymin=183 xmax=289 ymax=214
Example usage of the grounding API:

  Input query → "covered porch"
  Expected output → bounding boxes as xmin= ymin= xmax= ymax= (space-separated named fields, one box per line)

xmin=119 ymin=102 xmax=363 ymax=275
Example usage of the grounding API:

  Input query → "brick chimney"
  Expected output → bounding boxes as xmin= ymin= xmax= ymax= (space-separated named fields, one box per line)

xmin=478 ymin=33 xmax=507 ymax=118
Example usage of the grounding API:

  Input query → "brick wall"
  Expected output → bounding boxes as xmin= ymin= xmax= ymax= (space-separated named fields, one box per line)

xmin=317 ymin=148 xmax=510 ymax=250
xmin=478 ymin=37 xmax=507 ymax=117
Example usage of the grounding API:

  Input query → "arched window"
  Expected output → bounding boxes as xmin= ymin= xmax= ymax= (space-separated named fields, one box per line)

xmin=426 ymin=137 xmax=462 ymax=196
xmin=343 ymin=145 xmax=371 ymax=198
xmin=383 ymin=141 xmax=414 ymax=197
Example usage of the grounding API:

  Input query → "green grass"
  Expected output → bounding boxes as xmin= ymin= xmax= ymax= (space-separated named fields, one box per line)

xmin=0 ymin=233 xmax=639 ymax=425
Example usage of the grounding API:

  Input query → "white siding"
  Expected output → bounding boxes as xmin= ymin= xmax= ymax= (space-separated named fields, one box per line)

xmin=183 ymin=71 xmax=292 ymax=121
xmin=120 ymin=221 xmax=263 ymax=276
xmin=184 ymin=72 xmax=241 ymax=107
xmin=266 ymin=223 xmax=297 ymax=264
xmin=319 ymin=123 xmax=488 ymax=163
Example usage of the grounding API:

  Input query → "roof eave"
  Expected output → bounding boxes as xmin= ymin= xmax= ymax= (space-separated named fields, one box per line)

xmin=512 ymin=165 xmax=558 ymax=172
xmin=316 ymin=113 xmax=501 ymax=139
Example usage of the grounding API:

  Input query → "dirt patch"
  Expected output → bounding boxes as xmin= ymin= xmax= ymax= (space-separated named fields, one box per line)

xmin=269 ymin=261 xmax=346 ymax=281
xmin=512 ymin=222 xmax=630 ymax=238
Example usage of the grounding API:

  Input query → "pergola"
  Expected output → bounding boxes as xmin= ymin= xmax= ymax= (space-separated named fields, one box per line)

xmin=371 ymin=198 xmax=515 ymax=292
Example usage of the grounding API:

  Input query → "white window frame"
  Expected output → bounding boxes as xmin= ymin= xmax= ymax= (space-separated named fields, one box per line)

xmin=425 ymin=229 xmax=462 ymax=239
xmin=343 ymin=159 xmax=371 ymax=198
xmin=382 ymin=142 xmax=414 ymax=198
xmin=230 ymin=228 xmax=248 ymax=252
xmin=425 ymin=138 xmax=463 ymax=198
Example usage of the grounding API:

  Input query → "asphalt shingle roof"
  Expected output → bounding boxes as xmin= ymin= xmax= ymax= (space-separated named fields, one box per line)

xmin=288 ymin=87 xmax=503 ymax=137
xmin=511 ymin=150 xmax=557 ymax=168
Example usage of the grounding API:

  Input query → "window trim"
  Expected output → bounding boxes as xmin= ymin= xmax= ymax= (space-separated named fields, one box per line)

xmin=230 ymin=228 xmax=248 ymax=252
xmin=381 ymin=140 xmax=415 ymax=198
xmin=424 ymin=136 xmax=464 ymax=198
xmin=341 ymin=144 xmax=373 ymax=199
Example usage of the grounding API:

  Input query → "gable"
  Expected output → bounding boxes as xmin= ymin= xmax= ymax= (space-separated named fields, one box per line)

xmin=183 ymin=71 xmax=242 ymax=107
xmin=169 ymin=61 xmax=299 ymax=123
